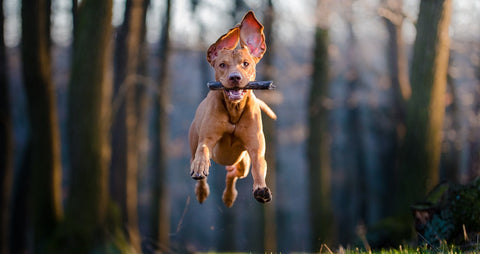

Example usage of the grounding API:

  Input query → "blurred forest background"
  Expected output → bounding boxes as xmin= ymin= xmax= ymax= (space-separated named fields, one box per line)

xmin=0 ymin=0 xmax=479 ymax=253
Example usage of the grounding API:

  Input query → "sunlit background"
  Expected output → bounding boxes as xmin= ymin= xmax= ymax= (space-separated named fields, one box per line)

xmin=4 ymin=0 xmax=480 ymax=252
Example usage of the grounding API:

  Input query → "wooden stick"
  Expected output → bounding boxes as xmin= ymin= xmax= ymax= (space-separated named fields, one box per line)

xmin=207 ymin=81 xmax=276 ymax=90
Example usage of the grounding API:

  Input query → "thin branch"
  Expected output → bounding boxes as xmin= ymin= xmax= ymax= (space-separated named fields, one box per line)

xmin=377 ymin=5 xmax=416 ymax=25
xmin=171 ymin=196 xmax=190 ymax=235
xmin=377 ymin=6 xmax=404 ymax=26
xmin=109 ymin=74 xmax=160 ymax=128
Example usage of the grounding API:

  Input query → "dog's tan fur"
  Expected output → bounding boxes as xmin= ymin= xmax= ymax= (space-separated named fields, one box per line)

xmin=189 ymin=11 xmax=275 ymax=207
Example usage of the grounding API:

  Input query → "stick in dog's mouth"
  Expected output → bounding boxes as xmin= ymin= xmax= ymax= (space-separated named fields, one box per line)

xmin=207 ymin=81 xmax=276 ymax=90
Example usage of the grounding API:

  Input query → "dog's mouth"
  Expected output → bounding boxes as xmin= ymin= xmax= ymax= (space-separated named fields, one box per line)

xmin=224 ymin=88 xmax=247 ymax=101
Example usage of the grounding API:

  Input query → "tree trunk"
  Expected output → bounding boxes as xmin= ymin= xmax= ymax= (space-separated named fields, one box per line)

xmin=135 ymin=0 xmax=150 ymax=179
xmin=381 ymin=0 xmax=410 ymax=103
xmin=331 ymin=5 xmax=368 ymax=244
xmin=465 ymin=61 xmax=480 ymax=182
xmin=62 ymin=0 xmax=120 ymax=252
xmin=440 ymin=69 xmax=459 ymax=183
xmin=467 ymin=97 xmax=480 ymax=181
xmin=21 ymin=0 xmax=63 ymax=252
xmin=72 ymin=0 xmax=77 ymax=28
xmin=477 ymin=59 xmax=480 ymax=180
xmin=307 ymin=0 xmax=334 ymax=248
xmin=396 ymin=0 xmax=452 ymax=219
xmin=9 ymin=144 xmax=31 ymax=254
xmin=110 ymin=0 xmax=146 ymax=252
xmin=151 ymin=0 xmax=171 ymax=250
xmin=0 ymin=0 xmax=13 ymax=252
xmin=261 ymin=0 xmax=277 ymax=252
xmin=380 ymin=0 xmax=409 ymax=217
xmin=474 ymin=63 xmax=480 ymax=180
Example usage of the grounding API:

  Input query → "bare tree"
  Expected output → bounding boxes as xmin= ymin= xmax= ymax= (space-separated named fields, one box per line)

xmin=379 ymin=0 xmax=410 ymax=217
xmin=21 ymin=0 xmax=63 ymax=251
xmin=396 ymin=0 xmax=452 ymax=221
xmin=151 ymin=0 xmax=171 ymax=250
xmin=440 ymin=67 xmax=460 ymax=183
xmin=332 ymin=1 xmax=367 ymax=244
xmin=135 ymin=0 xmax=151 ymax=180
xmin=61 ymin=0 xmax=127 ymax=252
xmin=474 ymin=56 xmax=480 ymax=180
xmin=110 ymin=0 xmax=148 ymax=252
xmin=379 ymin=0 xmax=411 ymax=103
xmin=0 ymin=0 xmax=13 ymax=253
xmin=307 ymin=0 xmax=335 ymax=249
xmin=72 ymin=0 xmax=77 ymax=28
xmin=261 ymin=0 xmax=277 ymax=251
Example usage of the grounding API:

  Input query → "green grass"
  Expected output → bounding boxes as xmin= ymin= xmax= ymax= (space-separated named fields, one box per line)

xmin=198 ymin=241 xmax=480 ymax=254
xmin=200 ymin=247 xmax=479 ymax=254
xmin=319 ymin=243 xmax=480 ymax=254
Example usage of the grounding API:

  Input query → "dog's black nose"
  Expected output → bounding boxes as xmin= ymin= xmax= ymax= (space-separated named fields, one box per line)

xmin=228 ymin=72 xmax=242 ymax=82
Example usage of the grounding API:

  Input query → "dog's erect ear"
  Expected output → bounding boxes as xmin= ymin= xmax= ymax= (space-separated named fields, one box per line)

xmin=239 ymin=11 xmax=266 ymax=63
xmin=207 ymin=27 xmax=240 ymax=65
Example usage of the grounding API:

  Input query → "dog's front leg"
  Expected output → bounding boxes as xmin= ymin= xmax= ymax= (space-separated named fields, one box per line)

xmin=246 ymin=132 xmax=272 ymax=203
xmin=190 ymin=137 xmax=219 ymax=180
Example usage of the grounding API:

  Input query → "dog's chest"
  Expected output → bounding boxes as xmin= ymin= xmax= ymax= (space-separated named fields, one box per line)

xmin=219 ymin=132 xmax=243 ymax=147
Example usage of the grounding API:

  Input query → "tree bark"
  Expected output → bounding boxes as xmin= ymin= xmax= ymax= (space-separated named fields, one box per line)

xmin=9 ymin=144 xmax=31 ymax=254
xmin=397 ymin=0 xmax=452 ymax=219
xmin=307 ymin=0 xmax=334 ymax=248
xmin=151 ymin=0 xmax=171 ymax=250
xmin=72 ymin=0 xmax=77 ymax=28
xmin=474 ymin=61 xmax=480 ymax=181
xmin=21 ymin=0 xmax=63 ymax=252
xmin=440 ymin=69 xmax=459 ymax=183
xmin=135 ymin=0 xmax=150 ymax=178
xmin=63 ymin=0 xmax=118 ymax=252
xmin=467 ymin=97 xmax=480 ymax=182
xmin=0 ymin=0 xmax=13 ymax=253
xmin=110 ymin=0 xmax=146 ymax=252
xmin=381 ymin=0 xmax=411 ymax=102
xmin=261 ymin=0 xmax=277 ymax=251
xmin=380 ymin=0 xmax=409 ymax=217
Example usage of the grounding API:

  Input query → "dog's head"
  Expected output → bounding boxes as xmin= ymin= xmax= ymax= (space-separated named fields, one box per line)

xmin=207 ymin=11 xmax=266 ymax=102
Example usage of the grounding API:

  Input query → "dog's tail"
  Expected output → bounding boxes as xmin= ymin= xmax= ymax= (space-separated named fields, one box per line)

xmin=256 ymin=98 xmax=277 ymax=120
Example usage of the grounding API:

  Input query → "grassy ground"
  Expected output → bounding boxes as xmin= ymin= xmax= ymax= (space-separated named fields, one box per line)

xmin=201 ymin=246 xmax=480 ymax=254
xmin=199 ymin=241 xmax=480 ymax=253
xmin=317 ymin=243 xmax=480 ymax=254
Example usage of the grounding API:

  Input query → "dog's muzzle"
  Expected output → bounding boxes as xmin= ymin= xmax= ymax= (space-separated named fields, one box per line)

xmin=224 ymin=88 xmax=247 ymax=101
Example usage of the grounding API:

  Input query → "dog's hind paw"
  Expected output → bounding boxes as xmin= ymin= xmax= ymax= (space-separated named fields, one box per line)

xmin=222 ymin=188 xmax=238 ymax=208
xmin=253 ymin=187 xmax=272 ymax=203
xmin=195 ymin=180 xmax=210 ymax=203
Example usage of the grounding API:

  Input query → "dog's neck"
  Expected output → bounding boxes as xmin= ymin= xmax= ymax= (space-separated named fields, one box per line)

xmin=223 ymin=91 xmax=251 ymax=124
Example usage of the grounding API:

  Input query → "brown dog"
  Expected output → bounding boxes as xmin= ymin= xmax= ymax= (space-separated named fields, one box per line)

xmin=189 ymin=11 xmax=276 ymax=207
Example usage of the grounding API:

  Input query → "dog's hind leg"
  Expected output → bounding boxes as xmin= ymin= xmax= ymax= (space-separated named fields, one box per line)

xmin=222 ymin=151 xmax=251 ymax=207
xmin=195 ymin=178 xmax=210 ymax=203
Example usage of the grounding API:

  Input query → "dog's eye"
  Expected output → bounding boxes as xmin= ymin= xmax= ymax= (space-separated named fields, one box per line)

xmin=219 ymin=63 xmax=226 ymax=68
xmin=242 ymin=61 xmax=249 ymax=67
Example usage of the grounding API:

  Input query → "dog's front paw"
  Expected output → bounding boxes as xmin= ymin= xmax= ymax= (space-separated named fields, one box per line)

xmin=253 ymin=187 xmax=272 ymax=203
xmin=190 ymin=157 xmax=210 ymax=180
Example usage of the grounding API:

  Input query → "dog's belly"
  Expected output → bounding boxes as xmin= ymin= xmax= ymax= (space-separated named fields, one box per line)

xmin=212 ymin=134 xmax=245 ymax=166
